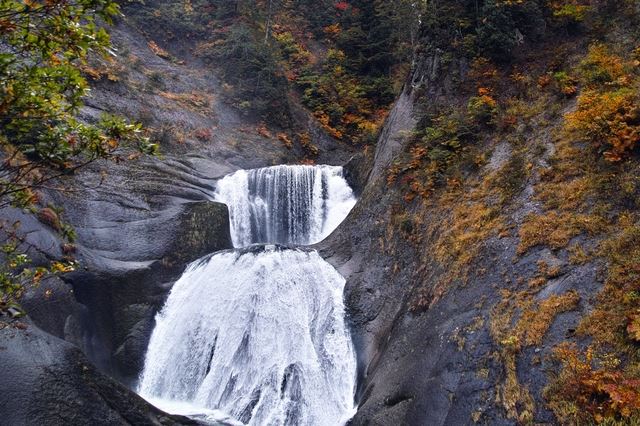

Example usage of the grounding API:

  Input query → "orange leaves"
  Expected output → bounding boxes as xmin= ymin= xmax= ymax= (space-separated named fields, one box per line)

xmin=476 ymin=87 xmax=498 ymax=106
xmin=468 ymin=88 xmax=498 ymax=125
xmin=0 ymin=18 xmax=17 ymax=34
xmin=277 ymin=132 xmax=293 ymax=149
xmin=560 ymin=44 xmax=640 ymax=162
xmin=323 ymin=23 xmax=341 ymax=38
xmin=314 ymin=111 xmax=343 ymax=140
xmin=549 ymin=218 xmax=640 ymax=422
xmin=469 ymin=57 xmax=500 ymax=87
xmin=565 ymin=88 xmax=640 ymax=162
xmin=297 ymin=132 xmax=319 ymax=157
xmin=257 ymin=123 xmax=272 ymax=139
xmin=408 ymin=146 xmax=428 ymax=169
xmin=477 ymin=87 xmax=491 ymax=96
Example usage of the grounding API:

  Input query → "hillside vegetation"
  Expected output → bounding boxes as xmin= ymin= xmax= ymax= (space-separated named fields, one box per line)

xmin=1 ymin=0 xmax=640 ymax=424
xmin=122 ymin=0 xmax=421 ymax=146
xmin=381 ymin=1 xmax=640 ymax=423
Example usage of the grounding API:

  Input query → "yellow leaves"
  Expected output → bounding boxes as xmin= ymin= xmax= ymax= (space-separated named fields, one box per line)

xmin=50 ymin=261 xmax=74 ymax=274
xmin=550 ymin=0 xmax=590 ymax=22
xmin=157 ymin=91 xmax=211 ymax=112
xmin=579 ymin=43 xmax=629 ymax=87
xmin=520 ymin=291 xmax=581 ymax=346
xmin=518 ymin=211 xmax=604 ymax=255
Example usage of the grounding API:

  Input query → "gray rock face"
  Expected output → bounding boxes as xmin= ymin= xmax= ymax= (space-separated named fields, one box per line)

xmin=0 ymin=319 xmax=198 ymax=426
xmin=318 ymin=51 xmax=600 ymax=425
xmin=20 ymin=198 xmax=233 ymax=386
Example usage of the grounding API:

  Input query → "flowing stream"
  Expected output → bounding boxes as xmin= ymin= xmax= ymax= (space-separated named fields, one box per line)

xmin=138 ymin=165 xmax=358 ymax=425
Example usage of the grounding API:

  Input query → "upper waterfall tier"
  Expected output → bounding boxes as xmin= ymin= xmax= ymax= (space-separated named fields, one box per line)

xmin=214 ymin=165 xmax=356 ymax=247
xmin=138 ymin=246 xmax=357 ymax=425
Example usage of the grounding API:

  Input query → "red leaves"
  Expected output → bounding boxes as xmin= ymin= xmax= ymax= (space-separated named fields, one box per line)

xmin=335 ymin=1 xmax=349 ymax=11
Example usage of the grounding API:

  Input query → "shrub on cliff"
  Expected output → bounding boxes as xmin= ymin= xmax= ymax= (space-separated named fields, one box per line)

xmin=565 ymin=44 xmax=640 ymax=162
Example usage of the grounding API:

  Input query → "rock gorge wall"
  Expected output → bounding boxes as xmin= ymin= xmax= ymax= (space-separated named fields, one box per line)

xmin=321 ymin=45 xmax=605 ymax=424
xmin=0 ymin=5 xmax=627 ymax=426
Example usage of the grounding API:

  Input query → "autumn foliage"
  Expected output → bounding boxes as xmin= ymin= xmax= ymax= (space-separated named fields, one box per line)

xmin=546 ymin=344 xmax=640 ymax=423
xmin=565 ymin=44 xmax=640 ymax=162
xmin=567 ymin=89 xmax=640 ymax=162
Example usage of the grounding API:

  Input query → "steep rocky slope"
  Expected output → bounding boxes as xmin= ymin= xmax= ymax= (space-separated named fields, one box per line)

xmin=321 ymin=8 xmax=640 ymax=424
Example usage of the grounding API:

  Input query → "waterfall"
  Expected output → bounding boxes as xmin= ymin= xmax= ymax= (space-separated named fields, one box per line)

xmin=138 ymin=165 xmax=357 ymax=425
xmin=214 ymin=165 xmax=356 ymax=247
xmin=138 ymin=247 xmax=356 ymax=425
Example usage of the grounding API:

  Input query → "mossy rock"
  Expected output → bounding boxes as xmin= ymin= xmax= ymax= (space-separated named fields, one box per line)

xmin=165 ymin=201 xmax=233 ymax=266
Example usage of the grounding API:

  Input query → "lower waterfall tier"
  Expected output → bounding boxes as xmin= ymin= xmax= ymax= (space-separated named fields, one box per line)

xmin=138 ymin=246 xmax=357 ymax=426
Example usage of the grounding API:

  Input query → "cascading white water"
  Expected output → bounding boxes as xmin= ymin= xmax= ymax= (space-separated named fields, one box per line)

xmin=138 ymin=165 xmax=358 ymax=425
xmin=138 ymin=247 xmax=356 ymax=425
xmin=214 ymin=165 xmax=356 ymax=247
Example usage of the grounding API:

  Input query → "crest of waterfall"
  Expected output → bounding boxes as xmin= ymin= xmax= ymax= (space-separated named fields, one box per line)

xmin=138 ymin=247 xmax=357 ymax=426
xmin=214 ymin=165 xmax=356 ymax=247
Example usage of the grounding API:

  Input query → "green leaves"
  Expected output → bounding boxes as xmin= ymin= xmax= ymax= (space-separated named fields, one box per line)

xmin=0 ymin=0 xmax=155 ymax=174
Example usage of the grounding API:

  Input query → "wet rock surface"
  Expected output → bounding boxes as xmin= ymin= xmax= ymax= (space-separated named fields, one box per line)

xmin=0 ymin=319 xmax=200 ymax=426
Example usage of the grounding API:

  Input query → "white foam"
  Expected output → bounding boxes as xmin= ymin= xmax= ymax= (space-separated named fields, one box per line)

xmin=214 ymin=165 xmax=356 ymax=247
xmin=138 ymin=249 xmax=357 ymax=426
